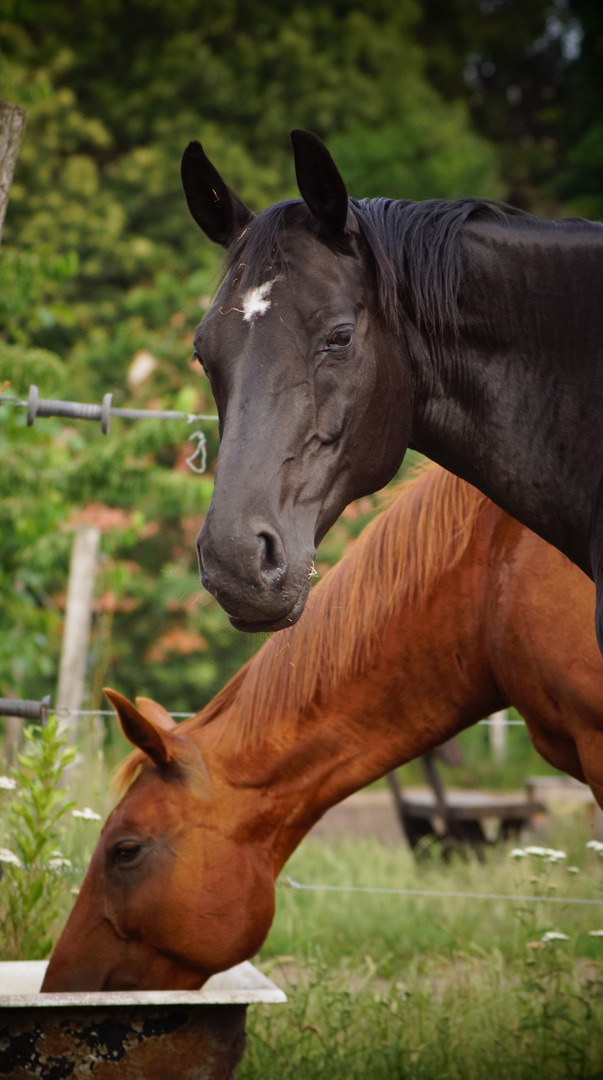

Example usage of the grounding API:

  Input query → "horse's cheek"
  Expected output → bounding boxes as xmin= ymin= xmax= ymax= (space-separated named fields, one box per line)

xmin=315 ymin=378 xmax=348 ymax=442
xmin=106 ymin=864 xmax=168 ymax=942
xmin=345 ymin=372 xmax=411 ymax=498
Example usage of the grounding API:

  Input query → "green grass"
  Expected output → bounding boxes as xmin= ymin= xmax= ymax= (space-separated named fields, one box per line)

xmin=242 ymin=819 xmax=603 ymax=1079
xmin=387 ymin=712 xmax=565 ymax=793
xmin=3 ymin=734 xmax=603 ymax=1077
xmin=242 ymin=951 xmax=603 ymax=1079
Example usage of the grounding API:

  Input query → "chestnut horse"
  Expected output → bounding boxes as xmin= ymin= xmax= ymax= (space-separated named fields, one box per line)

xmin=181 ymin=131 xmax=603 ymax=658
xmin=42 ymin=466 xmax=603 ymax=992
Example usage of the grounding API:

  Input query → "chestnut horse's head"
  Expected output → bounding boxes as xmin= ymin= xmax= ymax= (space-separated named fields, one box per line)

xmin=41 ymin=691 xmax=276 ymax=992
xmin=181 ymin=130 xmax=412 ymax=631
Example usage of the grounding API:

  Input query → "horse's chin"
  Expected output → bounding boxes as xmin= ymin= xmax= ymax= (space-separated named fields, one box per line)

xmin=228 ymin=592 xmax=308 ymax=633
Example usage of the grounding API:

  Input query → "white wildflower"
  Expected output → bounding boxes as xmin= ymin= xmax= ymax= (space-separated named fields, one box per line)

xmin=589 ymin=930 xmax=603 ymax=937
xmin=510 ymin=848 xmax=527 ymax=859
xmin=0 ymin=847 xmax=22 ymax=868
xmin=48 ymin=855 xmax=72 ymax=871
xmin=71 ymin=807 xmax=102 ymax=821
xmin=586 ymin=840 xmax=603 ymax=852
xmin=541 ymin=931 xmax=569 ymax=943
xmin=525 ymin=846 xmax=566 ymax=861
xmin=567 ymin=866 xmax=580 ymax=874
xmin=0 ymin=776 xmax=16 ymax=791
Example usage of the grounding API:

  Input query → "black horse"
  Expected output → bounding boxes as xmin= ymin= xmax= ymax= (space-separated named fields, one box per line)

xmin=181 ymin=130 xmax=603 ymax=654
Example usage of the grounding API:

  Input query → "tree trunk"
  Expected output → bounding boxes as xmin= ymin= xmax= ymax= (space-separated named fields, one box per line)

xmin=0 ymin=100 xmax=27 ymax=243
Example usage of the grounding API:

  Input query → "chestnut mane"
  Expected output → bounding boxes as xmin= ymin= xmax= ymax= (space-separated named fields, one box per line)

xmin=115 ymin=464 xmax=487 ymax=789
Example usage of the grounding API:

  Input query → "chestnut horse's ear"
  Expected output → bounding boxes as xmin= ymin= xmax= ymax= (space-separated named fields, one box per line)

xmin=104 ymin=688 xmax=172 ymax=766
xmin=290 ymin=129 xmax=349 ymax=242
xmin=135 ymin=696 xmax=176 ymax=732
xmin=181 ymin=140 xmax=255 ymax=246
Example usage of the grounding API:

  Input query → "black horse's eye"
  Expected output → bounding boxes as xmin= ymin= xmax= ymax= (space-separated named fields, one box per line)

xmin=112 ymin=840 xmax=143 ymax=865
xmin=192 ymin=349 xmax=208 ymax=376
xmin=326 ymin=327 xmax=353 ymax=350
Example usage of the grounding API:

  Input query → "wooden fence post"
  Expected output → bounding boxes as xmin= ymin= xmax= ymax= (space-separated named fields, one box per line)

xmin=3 ymin=716 xmax=23 ymax=766
xmin=56 ymin=527 xmax=100 ymax=742
xmin=0 ymin=100 xmax=27 ymax=242
xmin=489 ymin=708 xmax=508 ymax=766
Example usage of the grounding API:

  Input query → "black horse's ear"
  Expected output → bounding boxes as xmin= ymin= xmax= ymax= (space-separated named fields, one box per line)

xmin=290 ymin=129 xmax=349 ymax=241
xmin=181 ymin=140 xmax=255 ymax=246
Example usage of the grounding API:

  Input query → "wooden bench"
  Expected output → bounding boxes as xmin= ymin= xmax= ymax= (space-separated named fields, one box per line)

xmin=387 ymin=752 xmax=545 ymax=859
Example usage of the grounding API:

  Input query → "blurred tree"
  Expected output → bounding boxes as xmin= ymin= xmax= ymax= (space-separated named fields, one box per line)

xmin=555 ymin=0 xmax=603 ymax=217
xmin=416 ymin=0 xmax=603 ymax=216
xmin=0 ymin=0 xmax=504 ymax=726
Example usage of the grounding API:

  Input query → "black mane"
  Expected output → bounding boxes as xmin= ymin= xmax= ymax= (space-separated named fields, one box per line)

xmin=356 ymin=197 xmax=513 ymax=336
xmin=222 ymin=195 xmax=602 ymax=337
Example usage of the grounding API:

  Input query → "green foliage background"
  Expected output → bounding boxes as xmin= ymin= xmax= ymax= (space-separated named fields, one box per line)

xmin=0 ymin=0 xmax=601 ymax=736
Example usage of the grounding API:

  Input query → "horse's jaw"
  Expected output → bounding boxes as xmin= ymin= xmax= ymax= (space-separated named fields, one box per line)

xmin=41 ymin=955 xmax=209 ymax=993
xmin=41 ymin=909 xmax=213 ymax=992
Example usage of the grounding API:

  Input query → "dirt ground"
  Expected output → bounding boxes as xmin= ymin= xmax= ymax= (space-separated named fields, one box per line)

xmin=308 ymin=789 xmax=404 ymax=843
xmin=307 ymin=779 xmax=600 ymax=845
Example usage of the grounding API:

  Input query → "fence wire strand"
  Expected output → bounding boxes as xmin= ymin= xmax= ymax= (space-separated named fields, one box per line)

xmin=3 ymin=705 xmax=525 ymax=724
xmin=280 ymin=876 xmax=603 ymax=905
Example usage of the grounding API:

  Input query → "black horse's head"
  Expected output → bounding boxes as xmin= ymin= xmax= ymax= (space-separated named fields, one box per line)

xmin=182 ymin=131 xmax=412 ymax=631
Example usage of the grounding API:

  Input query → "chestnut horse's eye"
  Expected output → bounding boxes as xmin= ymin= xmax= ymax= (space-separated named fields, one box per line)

xmin=112 ymin=840 xmax=143 ymax=865
xmin=326 ymin=326 xmax=354 ymax=350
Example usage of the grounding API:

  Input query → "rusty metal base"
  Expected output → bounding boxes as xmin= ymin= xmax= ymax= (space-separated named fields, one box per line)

xmin=0 ymin=1001 xmax=247 ymax=1080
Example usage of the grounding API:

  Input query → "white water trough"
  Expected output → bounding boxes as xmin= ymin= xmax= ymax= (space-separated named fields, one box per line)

xmin=0 ymin=960 xmax=286 ymax=1079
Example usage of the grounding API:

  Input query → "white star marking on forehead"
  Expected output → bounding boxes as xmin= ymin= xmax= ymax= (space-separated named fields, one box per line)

xmin=242 ymin=279 xmax=276 ymax=322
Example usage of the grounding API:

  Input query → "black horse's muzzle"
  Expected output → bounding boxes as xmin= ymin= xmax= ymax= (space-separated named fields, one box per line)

xmin=196 ymin=516 xmax=312 ymax=632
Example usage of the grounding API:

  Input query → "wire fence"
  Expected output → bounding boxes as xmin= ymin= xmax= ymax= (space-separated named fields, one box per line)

xmin=0 ymin=386 xmax=537 ymax=729
xmin=8 ymin=867 xmax=601 ymax=908
xmin=2 ymin=707 xmax=600 ymax=909
xmin=0 ymin=384 xmax=219 ymax=473
xmin=2 ymin=392 xmax=599 ymax=914
xmin=279 ymin=876 xmax=603 ymax=906
xmin=0 ymin=699 xmax=527 ymax=724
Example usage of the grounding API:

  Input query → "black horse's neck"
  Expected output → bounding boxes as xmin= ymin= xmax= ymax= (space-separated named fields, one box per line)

xmin=180 ymin=134 xmax=603 ymax=653
xmin=398 ymin=213 xmax=603 ymax=579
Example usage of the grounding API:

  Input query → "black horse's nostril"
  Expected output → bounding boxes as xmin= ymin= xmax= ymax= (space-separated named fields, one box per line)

xmin=196 ymin=516 xmax=294 ymax=621
xmin=257 ymin=529 xmax=286 ymax=586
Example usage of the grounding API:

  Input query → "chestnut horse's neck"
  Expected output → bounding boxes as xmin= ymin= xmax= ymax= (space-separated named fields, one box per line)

xmin=187 ymin=467 xmax=511 ymax=872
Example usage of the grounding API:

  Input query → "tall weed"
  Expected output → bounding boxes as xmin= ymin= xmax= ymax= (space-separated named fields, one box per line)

xmin=0 ymin=716 xmax=76 ymax=959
